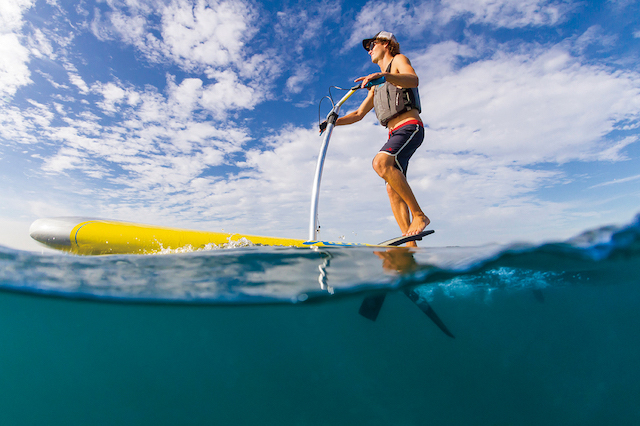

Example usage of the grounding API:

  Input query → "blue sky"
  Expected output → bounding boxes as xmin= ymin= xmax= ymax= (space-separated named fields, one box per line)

xmin=1 ymin=0 xmax=639 ymax=252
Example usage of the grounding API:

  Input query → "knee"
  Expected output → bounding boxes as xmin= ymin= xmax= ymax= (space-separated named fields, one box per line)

xmin=372 ymin=154 xmax=391 ymax=178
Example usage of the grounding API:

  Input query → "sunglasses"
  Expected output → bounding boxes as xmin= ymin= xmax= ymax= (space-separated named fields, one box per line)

xmin=367 ymin=40 xmax=379 ymax=52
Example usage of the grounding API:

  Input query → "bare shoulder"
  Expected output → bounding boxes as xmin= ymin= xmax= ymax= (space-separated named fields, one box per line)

xmin=394 ymin=54 xmax=411 ymax=65
xmin=391 ymin=54 xmax=416 ymax=74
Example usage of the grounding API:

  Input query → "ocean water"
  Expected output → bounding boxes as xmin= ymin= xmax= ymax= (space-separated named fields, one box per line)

xmin=1 ymin=216 xmax=639 ymax=425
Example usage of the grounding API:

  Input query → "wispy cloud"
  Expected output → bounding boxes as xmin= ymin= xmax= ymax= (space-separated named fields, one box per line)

xmin=348 ymin=0 xmax=576 ymax=48
xmin=8 ymin=74 xmax=251 ymax=203
xmin=439 ymin=0 xmax=575 ymax=28
xmin=589 ymin=173 xmax=640 ymax=189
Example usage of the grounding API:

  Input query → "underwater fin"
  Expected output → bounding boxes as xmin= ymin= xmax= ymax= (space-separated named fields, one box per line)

xmin=358 ymin=293 xmax=387 ymax=321
xmin=403 ymin=289 xmax=455 ymax=338
xmin=359 ymin=290 xmax=455 ymax=338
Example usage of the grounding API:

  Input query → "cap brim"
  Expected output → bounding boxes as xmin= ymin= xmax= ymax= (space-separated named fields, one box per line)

xmin=362 ymin=38 xmax=376 ymax=51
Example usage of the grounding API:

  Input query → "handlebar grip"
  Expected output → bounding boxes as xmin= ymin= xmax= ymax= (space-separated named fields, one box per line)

xmin=363 ymin=76 xmax=386 ymax=88
xmin=351 ymin=76 xmax=386 ymax=90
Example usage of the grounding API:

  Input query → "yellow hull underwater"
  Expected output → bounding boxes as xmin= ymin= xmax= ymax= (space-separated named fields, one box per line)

xmin=29 ymin=217 xmax=378 ymax=255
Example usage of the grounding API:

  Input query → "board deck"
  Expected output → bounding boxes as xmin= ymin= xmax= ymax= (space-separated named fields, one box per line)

xmin=378 ymin=230 xmax=435 ymax=246
xmin=30 ymin=217 xmax=434 ymax=255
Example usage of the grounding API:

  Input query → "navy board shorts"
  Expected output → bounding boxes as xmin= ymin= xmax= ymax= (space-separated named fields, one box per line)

xmin=379 ymin=119 xmax=424 ymax=175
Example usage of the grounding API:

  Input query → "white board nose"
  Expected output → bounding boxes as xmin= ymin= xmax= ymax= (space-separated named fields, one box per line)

xmin=29 ymin=217 xmax=87 ymax=246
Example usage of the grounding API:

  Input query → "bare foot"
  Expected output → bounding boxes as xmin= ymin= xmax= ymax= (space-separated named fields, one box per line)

xmin=404 ymin=214 xmax=430 ymax=236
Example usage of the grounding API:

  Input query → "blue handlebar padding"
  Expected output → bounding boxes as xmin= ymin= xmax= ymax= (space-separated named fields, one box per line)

xmin=351 ymin=76 xmax=386 ymax=90
xmin=364 ymin=76 xmax=386 ymax=88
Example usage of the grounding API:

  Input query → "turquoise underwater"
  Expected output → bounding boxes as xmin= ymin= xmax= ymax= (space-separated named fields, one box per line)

xmin=1 ymin=216 xmax=640 ymax=425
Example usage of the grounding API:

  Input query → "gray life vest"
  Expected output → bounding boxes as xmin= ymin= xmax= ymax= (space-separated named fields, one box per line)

xmin=373 ymin=58 xmax=421 ymax=127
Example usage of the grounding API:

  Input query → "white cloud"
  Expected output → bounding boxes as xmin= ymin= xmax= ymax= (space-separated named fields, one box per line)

xmin=348 ymin=0 xmax=575 ymax=48
xmin=413 ymin=44 xmax=640 ymax=164
xmin=0 ymin=102 xmax=49 ymax=145
xmin=200 ymin=70 xmax=261 ymax=117
xmin=439 ymin=0 xmax=574 ymax=28
xmin=347 ymin=0 xmax=435 ymax=47
xmin=0 ymin=0 xmax=35 ymax=97
xmin=0 ymin=65 xmax=253 ymax=217
xmin=406 ymin=40 xmax=479 ymax=81
xmin=27 ymin=28 xmax=55 ymax=59
xmin=92 ymin=0 xmax=257 ymax=72
xmin=285 ymin=66 xmax=313 ymax=95
xmin=571 ymin=25 xmax=618 ymax=54
xmin=42 ymin=146 xmax=91 ymax=174
xmin=274 ymin=1 xmax=342 ymax=55
xmin=160 ymin=0 xmax=256 ymax=69
xmin=589 ymin=173 xmax=640 ymax=189
xmin=65 ymin=63 xmax=90 ymax=95
xmin=93 ymin=81 xmax=135 ymax=114
xmin=0 ymin=0 xmax=34 ymax=32
xmin=89 ymin=0 xmax=273 ymax=117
